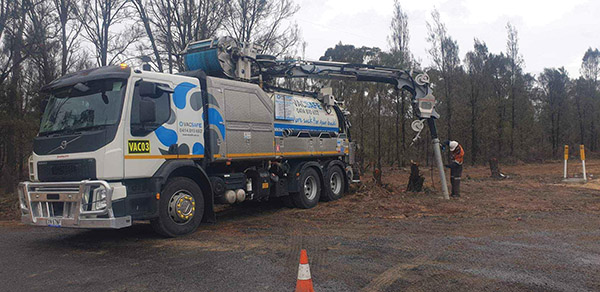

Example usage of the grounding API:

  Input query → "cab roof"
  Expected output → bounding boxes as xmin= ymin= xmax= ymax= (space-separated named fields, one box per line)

xmin=42 ymin=65 xmax=131 ymax=92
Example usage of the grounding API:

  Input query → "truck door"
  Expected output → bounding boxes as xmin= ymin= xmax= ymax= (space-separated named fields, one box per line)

xmin=124 ymin=78 xmax=178 ymax=178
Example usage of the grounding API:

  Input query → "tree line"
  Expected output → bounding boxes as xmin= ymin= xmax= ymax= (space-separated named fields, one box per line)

xmin=0 ymin=0 xmax=598 ymax=192
xmin=324 ymin=2 xmax=600 ymax=175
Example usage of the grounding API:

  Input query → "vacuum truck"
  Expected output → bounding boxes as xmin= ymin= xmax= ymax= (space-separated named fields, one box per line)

xmin=17 ymin=37 xmax=444 ymax=236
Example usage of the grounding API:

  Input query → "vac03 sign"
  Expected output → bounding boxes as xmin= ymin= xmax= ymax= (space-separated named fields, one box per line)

xmin=128 ymin=140 xmax=151 ymax=154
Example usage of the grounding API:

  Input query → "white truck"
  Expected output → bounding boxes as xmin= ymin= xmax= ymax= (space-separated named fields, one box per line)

xmin=17 ymin=37 xmax=444 ymax=236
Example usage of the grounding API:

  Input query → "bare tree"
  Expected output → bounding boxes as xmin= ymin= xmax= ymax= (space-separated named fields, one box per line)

xmin=427 ymin=9 xmax=460 ymax=139
xmin=76 ymin=0 xmax=142 ymax=66
xmin=130 ymin=0 xmax=162 ymax=71
xmin=52 ymin=0 xmax=80 ymax=75
xmin=580 ymin=48 xmax=600 ymax=149
xmin=148 ymin=0 xmax=229 ymax=72
xmin=465 ymin=39 xmax=490 ymax=164
xmin=506 ymin=22 xmax=523 ymax=156
xmin=388 ymin=0 xmax=412 ymax=166
xmin=223 ymin=0 xmax=300 ymax=57
xmin=538 ymin=68 xmax=570 ymax=157
xmin=26 ymin=0 xmax=60 ymax=86
xmin=2 ymin=0 xmax=30 ymax=191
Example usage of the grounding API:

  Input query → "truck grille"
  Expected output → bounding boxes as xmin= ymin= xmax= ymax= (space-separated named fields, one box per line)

xmin=37 ymin=159 xmax=96 ymax=182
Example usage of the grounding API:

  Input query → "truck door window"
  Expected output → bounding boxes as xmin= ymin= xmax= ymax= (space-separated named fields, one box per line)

xmin=130 ymin=82 xmax=171 ymax=136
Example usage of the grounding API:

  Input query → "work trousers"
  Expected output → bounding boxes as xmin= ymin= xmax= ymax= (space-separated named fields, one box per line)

xmin=449 ymin=162 xmax=463 ymax=197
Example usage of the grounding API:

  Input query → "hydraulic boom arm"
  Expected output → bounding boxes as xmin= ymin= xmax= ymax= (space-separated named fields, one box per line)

xmin=258 ymin=59 xmax=440 ymax=120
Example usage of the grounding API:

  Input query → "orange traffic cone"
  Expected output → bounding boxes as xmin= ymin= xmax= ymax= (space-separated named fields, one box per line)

xmin=295 ymin=249 xmax=315 ymax=292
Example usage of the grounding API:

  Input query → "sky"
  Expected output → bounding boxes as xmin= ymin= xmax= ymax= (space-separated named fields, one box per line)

xmin=293 ymin=0 xmax=600 ymax=77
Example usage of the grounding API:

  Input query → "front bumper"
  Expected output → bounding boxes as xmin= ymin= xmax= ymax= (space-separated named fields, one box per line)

xmin=18 ymin=180 xmax=132 ymax=229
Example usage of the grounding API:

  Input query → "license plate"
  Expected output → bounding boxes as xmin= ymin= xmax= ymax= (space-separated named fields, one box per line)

xmin=47 ymin=218 xmax=62 ymax=228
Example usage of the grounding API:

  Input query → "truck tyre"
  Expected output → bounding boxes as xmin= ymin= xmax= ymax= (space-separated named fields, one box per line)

xmin=322 ymin=165 xmax=345 ymax=201
xmin=292 ymin=168 xmax=321 ymax=209
xmin=151 ymin=177 xmax=204 ymax=237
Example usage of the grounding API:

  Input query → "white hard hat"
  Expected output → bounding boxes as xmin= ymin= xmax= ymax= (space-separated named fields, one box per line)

xmin=449 ymin=141 xmax=458 ymax=151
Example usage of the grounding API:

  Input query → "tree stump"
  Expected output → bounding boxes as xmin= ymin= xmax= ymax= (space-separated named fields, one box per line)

xmin=406 ymin=161 xmax=424 ymax=192
xmin=489 ymin=158 xmax=504 ymax=178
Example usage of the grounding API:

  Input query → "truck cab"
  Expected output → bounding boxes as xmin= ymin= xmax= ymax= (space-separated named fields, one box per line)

xmin=20 ymin=65 xmax=211 ymax=232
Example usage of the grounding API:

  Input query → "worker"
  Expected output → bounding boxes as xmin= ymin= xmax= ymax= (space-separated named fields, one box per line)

xmin=443 ymin=140 xmax=464 ymax=198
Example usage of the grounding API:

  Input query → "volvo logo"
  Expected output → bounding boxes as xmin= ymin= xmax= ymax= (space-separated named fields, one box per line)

xmin=48 ymin=136 xmax=82 ymax=154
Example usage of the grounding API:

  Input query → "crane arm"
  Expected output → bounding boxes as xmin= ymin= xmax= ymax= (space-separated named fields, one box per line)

xmin=258 ymin=59 xmax=439 ymax=119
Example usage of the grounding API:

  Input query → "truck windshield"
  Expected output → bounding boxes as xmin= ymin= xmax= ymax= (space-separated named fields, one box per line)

xmin=39 ymin=78 xmax=127 ymax=135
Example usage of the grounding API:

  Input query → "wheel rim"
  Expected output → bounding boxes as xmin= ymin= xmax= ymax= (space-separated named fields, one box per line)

xmin=330 ymin=171 xmax=343 ymax=195
xmin=303 ymin=176 xmax=318 ymax=200
xmin=168 ymin=190 xmax=196 ymax=225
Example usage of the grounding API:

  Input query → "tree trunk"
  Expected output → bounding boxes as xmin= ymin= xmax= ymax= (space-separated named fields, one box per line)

xmin=133 ymin=0 xmax=163 ymax=72
xmin=406 ymin=162 xmax=424 ymax=192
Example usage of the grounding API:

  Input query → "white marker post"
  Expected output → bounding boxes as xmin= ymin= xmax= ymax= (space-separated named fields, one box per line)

xmin=564 ymin=145 xmax=569 ymax=179
xmin=580 ymin=145 xmax=587 ymax=181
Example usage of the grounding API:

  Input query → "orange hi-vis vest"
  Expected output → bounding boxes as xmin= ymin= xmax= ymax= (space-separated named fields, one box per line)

xmin=451 ymin=145 xmax=464 ymax=165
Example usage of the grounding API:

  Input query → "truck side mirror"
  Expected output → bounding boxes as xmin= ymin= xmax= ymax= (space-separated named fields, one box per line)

xmin=139 ymin=98 xmax=156 ymax=123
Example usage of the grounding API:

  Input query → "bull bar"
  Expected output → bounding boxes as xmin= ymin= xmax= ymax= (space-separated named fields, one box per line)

xmin=18 ymin=180 xmax=131 ymax=229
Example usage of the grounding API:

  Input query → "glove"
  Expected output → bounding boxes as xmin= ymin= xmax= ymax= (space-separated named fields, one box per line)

xmin=441 ymin=145 xmax=446 ymax=151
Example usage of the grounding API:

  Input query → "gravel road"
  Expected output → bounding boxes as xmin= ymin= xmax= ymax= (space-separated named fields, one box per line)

xmin=1 ymin=162 xmax=600 ymax=291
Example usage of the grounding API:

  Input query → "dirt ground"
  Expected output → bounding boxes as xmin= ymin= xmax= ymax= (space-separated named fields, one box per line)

xmin=1 ymin=160 xmax=600 ymax=291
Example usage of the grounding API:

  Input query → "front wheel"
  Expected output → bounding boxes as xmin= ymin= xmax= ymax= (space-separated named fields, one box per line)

xmin=292 ymin=168 xmax=321 ymax=209
xmin=151 ymin=177 xmax=204 ymax=237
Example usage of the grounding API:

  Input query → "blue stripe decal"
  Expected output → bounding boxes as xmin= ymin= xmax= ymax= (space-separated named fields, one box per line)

xmin=274 ymin=123 xmax=339 ymax=133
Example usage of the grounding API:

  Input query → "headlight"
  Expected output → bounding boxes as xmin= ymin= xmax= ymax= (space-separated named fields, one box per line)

xmin=28 ymin=155 xmax=34 ymax=181
xmin=93 ymin=188 xmax=107 ymax=210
